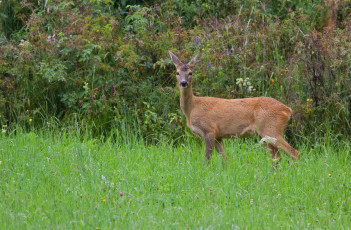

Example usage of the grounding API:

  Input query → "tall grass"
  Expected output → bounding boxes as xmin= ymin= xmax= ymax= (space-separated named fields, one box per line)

xmin=0 ymin=0 xmax=24 ymax=39
xmin=0 ymin=129 xmax=350 ymax=229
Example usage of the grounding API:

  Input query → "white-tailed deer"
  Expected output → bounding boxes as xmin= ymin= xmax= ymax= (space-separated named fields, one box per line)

xmin=169 ymin=51 xmax=299 ymax=163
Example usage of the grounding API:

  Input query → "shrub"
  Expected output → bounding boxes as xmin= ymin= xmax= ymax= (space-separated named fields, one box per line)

xmin=0 ymin=0 xmax=350 ymax=143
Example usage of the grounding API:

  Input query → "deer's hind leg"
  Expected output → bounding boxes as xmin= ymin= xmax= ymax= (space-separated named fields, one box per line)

xmin=204 ymin=133 xmax=215 ymax=163
xmin=265 ymin=143 xmax=282 ymax=167
xmin=275 ymin=137 xmax=299 ymax=160
xmin=260 ymin=133 xmax=298 ymax=160
xmin=259 ymin=117 xmax=299 ymax=161
xmin=266 ymin=143 xmax=281 ymax=160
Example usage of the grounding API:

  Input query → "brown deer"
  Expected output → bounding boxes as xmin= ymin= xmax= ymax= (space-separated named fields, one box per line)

xmin=169 ymin=51 xmax=299 ymax=163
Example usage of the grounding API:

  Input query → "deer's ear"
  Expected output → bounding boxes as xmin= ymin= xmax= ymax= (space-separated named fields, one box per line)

xmin=188 ymin=52 xmax=202 ymax=69
xmin=169 ymin=51 xmax=183 ymax=67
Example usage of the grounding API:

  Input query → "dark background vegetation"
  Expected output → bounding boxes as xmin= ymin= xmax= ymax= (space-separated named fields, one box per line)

xmin=0 ymin=0 xmax=350 ymax=144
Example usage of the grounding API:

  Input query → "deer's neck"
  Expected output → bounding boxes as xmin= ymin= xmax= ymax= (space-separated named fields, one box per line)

xmin=180 ymin=85 xmax=195 ymax=119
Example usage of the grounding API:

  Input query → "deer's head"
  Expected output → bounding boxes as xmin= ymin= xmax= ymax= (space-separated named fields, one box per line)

xmin=169 ymin=51 xmax=201 ymax=88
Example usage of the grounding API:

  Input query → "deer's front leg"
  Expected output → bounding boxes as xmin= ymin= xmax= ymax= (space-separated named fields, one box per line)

xmin=204 ymin=134 xmax=215 ymax=163
xmin=215 ymin=139 xmax=228 ymax=163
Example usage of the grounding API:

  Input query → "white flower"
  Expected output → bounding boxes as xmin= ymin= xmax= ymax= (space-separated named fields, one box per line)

xmin=235 ymin=78 xmax=243 ymax=85
xmin=247 ymin=86 xmax=254 ymax=92
xmin=19 ymin=40 xmax=29 ymax=47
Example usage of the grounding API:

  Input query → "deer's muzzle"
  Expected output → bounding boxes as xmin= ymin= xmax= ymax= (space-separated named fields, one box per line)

xmin=180 ymin=81 xmax=188 ymax=88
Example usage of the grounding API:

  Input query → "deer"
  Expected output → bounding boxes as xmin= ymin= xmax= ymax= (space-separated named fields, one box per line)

xmin=169 ymin=51 xmax=299 ymax=164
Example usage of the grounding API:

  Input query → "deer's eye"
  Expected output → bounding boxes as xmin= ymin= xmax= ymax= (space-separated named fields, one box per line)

xmin=189 ymin=72 xmax=192 ymax=75
xmin=176 ymin=72 xmax=179 ymax=75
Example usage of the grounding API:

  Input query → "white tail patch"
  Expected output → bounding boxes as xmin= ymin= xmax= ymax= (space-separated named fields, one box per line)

xmin=260 ymin=136 xmax=277 ymax=145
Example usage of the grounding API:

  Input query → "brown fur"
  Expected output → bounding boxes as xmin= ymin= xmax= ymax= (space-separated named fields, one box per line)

xmin=169 ymin=51 xmax=299 ymax=163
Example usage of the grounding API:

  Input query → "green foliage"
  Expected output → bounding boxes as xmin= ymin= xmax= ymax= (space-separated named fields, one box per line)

xmin=0 ymin=0 xmax=351 ymax=142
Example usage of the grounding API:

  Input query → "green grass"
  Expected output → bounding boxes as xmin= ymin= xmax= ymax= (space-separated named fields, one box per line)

xmin=0 ymin=130 xmax=350 ymax=229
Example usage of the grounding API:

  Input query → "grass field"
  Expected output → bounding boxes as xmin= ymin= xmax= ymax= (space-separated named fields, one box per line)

xmin=0 ymin=130 xmax=350 ymax=229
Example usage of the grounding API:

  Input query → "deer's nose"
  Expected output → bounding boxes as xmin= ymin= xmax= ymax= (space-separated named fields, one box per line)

xmin=180 ymin=81 xmax=188 ymax=88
